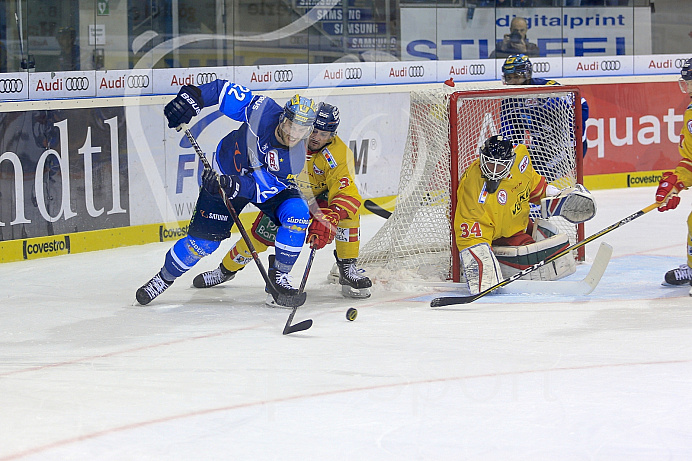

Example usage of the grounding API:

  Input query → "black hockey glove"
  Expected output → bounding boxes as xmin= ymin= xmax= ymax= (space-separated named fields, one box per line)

xmin=218 ymin=174 xmax=241 ymax=200
xmin=164 ymin=84 xmax=203 ymax=129
xmin=201 ymin=168 xmax=220 ymax=195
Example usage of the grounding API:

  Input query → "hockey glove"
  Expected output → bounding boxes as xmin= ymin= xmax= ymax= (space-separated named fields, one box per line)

xmin=164 ymin=84 xmax=203 ymax=129
xmin=656 ymin=172 xmax=685 ymax=212
xmin=218 ymin=174 xmax=241 ymax=200
xmin=307 ymin=207 xmax=346 ymax=249
xmin=201 ymin=168 xmax=220 ymax=195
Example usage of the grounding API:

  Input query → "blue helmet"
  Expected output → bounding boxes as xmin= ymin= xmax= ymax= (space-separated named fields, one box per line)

xmin=502 ymin=54 xmax=532 ymax=84
xmin=282 ymin=94 xmax=317 ymax=126
xmin=314 ymin=102 xmax=340 ymax=133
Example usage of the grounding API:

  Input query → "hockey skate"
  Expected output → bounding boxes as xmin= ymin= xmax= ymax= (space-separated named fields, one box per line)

xmin=333 ymin=250 xmax=372 ymax=298
xmin=193 ymin=264 xmax=237 ymax=288
xmin=265 ymin=255 xmax=306 ymax=308
xmin=136 ymin=271 xmax=173 ymax=305
xmin=663 ymin=264 xmax=692 ymax=286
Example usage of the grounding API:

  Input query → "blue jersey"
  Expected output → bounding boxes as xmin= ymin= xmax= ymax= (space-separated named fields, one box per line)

xmin=197 ymin=80 xmax=308 ymax=203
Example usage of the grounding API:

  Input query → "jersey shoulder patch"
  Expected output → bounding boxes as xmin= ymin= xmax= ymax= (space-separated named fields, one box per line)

xmin=322 ymin=148 xmax=339 ymax=169
xmin=518 ymin=154 xmax=530 ymax=173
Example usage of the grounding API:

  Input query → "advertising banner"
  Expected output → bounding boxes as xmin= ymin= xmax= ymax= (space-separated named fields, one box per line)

xmin=582 ymin=81 xmax=689 ymax=175
xmin=401 ymin=7 xmax=651 ymax=61
xmin=0 ymin=107 xmax=128 ymax=242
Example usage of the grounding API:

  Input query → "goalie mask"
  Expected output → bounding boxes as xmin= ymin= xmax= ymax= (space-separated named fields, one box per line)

xmin=479 ymin=135 xmax=515 ymax=193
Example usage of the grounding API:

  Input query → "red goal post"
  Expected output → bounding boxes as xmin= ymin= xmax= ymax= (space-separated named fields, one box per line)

xmin=359 ymin=84 xmax=584 ymax=283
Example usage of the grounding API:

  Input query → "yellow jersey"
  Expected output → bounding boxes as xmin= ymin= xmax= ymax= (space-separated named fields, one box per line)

xmin=454 ymin=144 xmax=547 ymax=251
xmin=294 ymin=135 xmax=362 ymax=218
xmin=673 ymin=101 xmax=692 ymax=186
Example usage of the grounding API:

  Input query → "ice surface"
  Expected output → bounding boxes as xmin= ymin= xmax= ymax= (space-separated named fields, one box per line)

xmin=1 ymin=186 xmax=691 ymax=460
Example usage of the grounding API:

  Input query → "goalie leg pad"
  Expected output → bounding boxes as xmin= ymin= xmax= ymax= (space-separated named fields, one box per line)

xmin=540 ymin=184 xmax=596 ymax=224
xmin=493 ymin=233 xmax=576 ymax=281
xmin=460 ymin=243 xmax=504 ymax=295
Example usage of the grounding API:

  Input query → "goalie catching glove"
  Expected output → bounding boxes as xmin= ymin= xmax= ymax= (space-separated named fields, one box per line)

xmin=655 ymin=172 xmax=686 ymax=212
xmin=307 ymin=206 xmax=348 ymax=249
xmin=540 ymin=184 xmax=596 ymax=223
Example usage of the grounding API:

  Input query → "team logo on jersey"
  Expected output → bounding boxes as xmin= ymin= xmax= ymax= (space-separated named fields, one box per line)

xmin=267 ymin=149 xmax=280 ymax=171
xmin=478 ymin=182 xmax=488 ymax=204
xmin=687 ymin=119 xmax=692 ymax=134
xmin=518 ymin=155 xmax=529 ymax=173
xmin=497 ymin=189 xmax=508 ymax=205
xmin=323 ymin=148 xmax=338 ymax=169
xmin=313 ymin=164 xmax=325 ymax=175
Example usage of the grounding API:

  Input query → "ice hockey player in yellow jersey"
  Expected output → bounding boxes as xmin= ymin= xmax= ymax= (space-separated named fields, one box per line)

xmin=454 ymin=135 xmax=596 ymax=295
xmin=192 ymin=102 xmax=373 ymax=299
xmin=656 ymin=58 xmax=692 ymax=291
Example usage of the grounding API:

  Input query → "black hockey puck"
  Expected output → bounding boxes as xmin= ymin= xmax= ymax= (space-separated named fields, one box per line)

xmin=346 ymin=307 xmax=358 ymax=321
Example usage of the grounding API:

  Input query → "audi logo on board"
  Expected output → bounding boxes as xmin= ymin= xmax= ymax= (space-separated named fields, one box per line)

xmin=273 ymin=70 xmax=293 ymax=82
xmin=65 ymin=77 xmax=89 ymax=91
xmin=469 ymin=64 xmax=485 ymax=75
xmin=0 ymin=78 xmax=23 ymax=93
xmin=675 ymin=58 xmax=687 ymax=68
xmin=345 ymin=67 xmax=362 ymax=79
xmin=408 ymin=66 xmax=425 ymax=78
xmin=196 ymin=72 xmax=217 ymax=85
xmin=127 ymin=74 xmax=150 ymax=88
xmin=531 ymin=62 xmax=550 ymax=73
xmin=600 ymin=60 xmax=621 ymax=71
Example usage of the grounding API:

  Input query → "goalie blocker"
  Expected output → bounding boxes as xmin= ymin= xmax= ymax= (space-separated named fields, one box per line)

xmin=460 ymin=219 xmax=577 ymax=295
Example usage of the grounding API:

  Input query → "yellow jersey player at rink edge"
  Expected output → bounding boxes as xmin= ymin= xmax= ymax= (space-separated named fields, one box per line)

xmin=192 ymin=102 xmax=373 ymax=300
xmin=656 ymin=58 xmax=692 ymax=292
xmin=454 ymin=135 xmax=596 ymax=295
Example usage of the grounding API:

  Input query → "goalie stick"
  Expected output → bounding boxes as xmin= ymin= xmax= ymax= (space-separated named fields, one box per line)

xmin=419 ymin=241 xmax=612 ymax=297
xmin=364 ymin=199 xmax=392 ymax=219
xmin=431 ymin=202 xmax=659 ymax=306
xmin=181 ymin=126 xmax=309 ymax=314
xmin=282 ymin=247 xmax=316 ymax=335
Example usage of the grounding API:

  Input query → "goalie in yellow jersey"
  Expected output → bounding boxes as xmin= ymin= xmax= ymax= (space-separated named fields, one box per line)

xmin=454 ymin=135 xmax=596 ymax=295
xmin=192 ymin=102 xmax=373 ymax=299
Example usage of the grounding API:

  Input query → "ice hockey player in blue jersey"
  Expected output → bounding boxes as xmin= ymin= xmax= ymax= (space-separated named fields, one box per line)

xmin=501 ymin=54 xmax=590 ymax=159
xmin=136 ymin=80 xmax=318 ymax=307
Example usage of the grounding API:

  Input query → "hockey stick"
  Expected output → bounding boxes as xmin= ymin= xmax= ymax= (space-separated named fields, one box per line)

xmin=181 ymin=126 xmax=307 ymax=310
xmin=363 ymin=199 xmax=392 ymax=219
xmin=282 ymin=247 xmax=316 ymax=335
xmin=431 ymin=202 xmax=659 ymax=306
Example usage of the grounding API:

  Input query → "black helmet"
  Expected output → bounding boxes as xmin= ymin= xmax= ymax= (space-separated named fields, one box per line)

xmin=479 ymin=135 xmax=515 ymax=188
xmin=314 ymin=102 xmax=340 ymax=133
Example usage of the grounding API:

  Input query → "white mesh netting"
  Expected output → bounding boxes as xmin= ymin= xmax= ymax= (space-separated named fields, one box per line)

xmin=359 ymin=84 xmax=581 ymax=282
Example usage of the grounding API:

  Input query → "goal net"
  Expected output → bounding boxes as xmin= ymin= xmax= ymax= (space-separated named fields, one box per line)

xmin=359 ymin=84 xmax=584 ymax=282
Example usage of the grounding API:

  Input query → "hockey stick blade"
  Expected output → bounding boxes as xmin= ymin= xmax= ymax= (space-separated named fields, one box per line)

xmin=364 ymin=200 xmax=392 ymax=219
xmin=282 ymin=248 xmax=316 ymax=335
xmin=283 ymin=319 xmax=313 ymax=335
xmin=274 ymin=291 xmax=308 ymax=309
xmin=431 ymin=203 xmax=658 ymax=307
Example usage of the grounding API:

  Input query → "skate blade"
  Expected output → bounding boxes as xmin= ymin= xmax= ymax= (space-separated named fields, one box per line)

xmin=340 ymin=285 xmax=371 ymax=299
